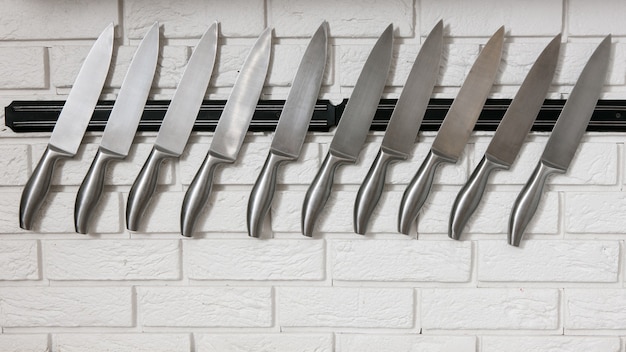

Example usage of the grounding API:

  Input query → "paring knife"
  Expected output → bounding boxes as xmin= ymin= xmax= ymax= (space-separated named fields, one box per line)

xmin=126 ymin=22 xmax=218 ymax=231
xmin=398 ymin=26 xmax=504 ymax=235
xmin=247 ymin=24 xmax=327 ymax=238
xmin=354 ymin=20 xmax=443 ymax=235
xmin=301 ymin=24 xmax=393 ymax=237
xmin=74 ymin=22 xmax=160 ymax=234
xmin=508 ymin=35 xmax=611 ymax=247
xmin=448 ymin=34 xmax=561 ymax=241
xmin=180 ymin=28 xmax=272 ymax=237
xmin=19 ymin=23 xmax=114 ymax=230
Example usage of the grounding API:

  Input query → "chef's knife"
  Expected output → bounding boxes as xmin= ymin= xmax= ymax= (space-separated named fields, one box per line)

xmin=353 ymin=20 xmax=443 ymax=235
xmin=302 ymin=24 xmax=393 ymax=237
xmin=508 ymin=35 xmax=611 ymax=247
xmin=74 ymin=22 xmax=159 ymax=234
xmin=398 ymin=26 xmax=504 ymax=235
xmin=19 ymin=23 xmax=114 ymax=230
xmin=448 ymin=34 xmax=561 ymax=241
xmin=126 ymin=22 xmax=218 ymax=231
xmin=247 ymin=24 xmax=327 ymax=238
xmin=180 ymin=27 xmax=272 ymax=237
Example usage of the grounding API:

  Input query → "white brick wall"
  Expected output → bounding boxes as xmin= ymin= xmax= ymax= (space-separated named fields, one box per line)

xmin=0 ymin=1 xmax=625 ymax=351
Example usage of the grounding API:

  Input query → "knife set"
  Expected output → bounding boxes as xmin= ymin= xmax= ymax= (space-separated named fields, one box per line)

xmin=18 ymin=21 xmax=611 ymax=247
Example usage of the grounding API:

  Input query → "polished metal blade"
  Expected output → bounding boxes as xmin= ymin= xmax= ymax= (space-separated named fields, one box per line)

xmin=541 ymin=35 xmax=611 ymax=170
xmin=209 ymin=28 xmax=272 ymax=161
xmin=486 ymin=34 xmax=561 ymax=166
xmin=270 ymin=23 xmax=327 ymax=159
xmin=48 ymin=23 xmax=114 ymax=155
xmin=154 ymin=22 xmax=218 ymax=156
xmin=381 ymin=20 xmax=443 ymax=157
xmin=100 ymin=22 xmax=159 ymax=157
xmin=329 ymin=24 xmax=393 ymax=161
xmin=431 ymin=26 xmax=504 ymax=161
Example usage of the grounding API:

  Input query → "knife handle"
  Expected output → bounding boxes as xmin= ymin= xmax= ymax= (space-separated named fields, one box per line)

xmin=126 ymin=147 xmax=176 ymax=231
xmin=508 ymin=160 xmax=563 ymax=246
xmin=398 ymin=150 xmax=453 ymax=235
xmin=302 ymin=152 xmax=352 ymax=237
xmin=354 ymin=148 xmax=404 ymax=235
xmin=19 ymin=146 xmax=72 ymax=230
xmin=247 ymin=151 xmax=293 ymax=238
xmin=181 ymin=152 xmax=231 ymax=237
xmin=74 ymin=148 xmax=123 ymax=234
xmin=448 ymin=155 xmax=508 ymax=240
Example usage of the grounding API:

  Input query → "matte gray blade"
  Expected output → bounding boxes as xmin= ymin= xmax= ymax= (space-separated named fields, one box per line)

xmin=48 ymin=23 xmax=114 ymax=155
xmin=381 ymin=20 xmax=443 ymax=157
xmin=541 ymin=35 xmax=611 ymax=170
xmin=329 ymin=24 xmax=393 ymax=161
xmin=485 ymin=34 xmax=561 ymax=165
xmin=270 ymin=23 xmax=327 ymax=158
xmin=431 ymin=26 xmax=504 ymax=160
xmin=100 ymin=22 xmax=159 ymax=156
xmin=209 ymin=27 xmax=272 ymax=161
xmin=154 ymin=22 xmax=218 ymax=156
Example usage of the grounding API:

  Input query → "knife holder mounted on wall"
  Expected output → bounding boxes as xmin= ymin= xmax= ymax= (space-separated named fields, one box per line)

xmin=5 ymin=99 xmax=626 ymax=133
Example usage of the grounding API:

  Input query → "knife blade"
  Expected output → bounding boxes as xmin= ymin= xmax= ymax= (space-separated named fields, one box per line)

xmin=126 ymin=22 xmax=218 ymax=231
xmin=353 ymin=20 xmax=443 ymax=235
xmin=301 ymin=24 xmax=393 ymax=237
xmin=246 ymin=23 xmax=327 ymax=238
xmin=74 ymin=22 xmax=159 ymax=234
xmin=448 ymin=33 xmax=561 ymax=241
xmin=180 ymin=27 xmax=272 ymax=237
xmin=19 ymin=23 xmax=114 ymax=230
xmin=398 ymin=26 xmax=504 ymax=235
xmin=508 ymin=35 xmax=611 ymax=247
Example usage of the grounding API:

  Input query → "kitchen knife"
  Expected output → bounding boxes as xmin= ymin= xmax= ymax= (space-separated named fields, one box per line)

xmin=19 ymin=23 xmax=114 ymax=230
xmin=353 ymin=20 xmax=443 ymax=235
xmin=74 ymin=22 xmax=159 ymax=234
xmin=126 ymin=22 xmax=218 ymax=231
xmin=180 ymin=27 xmax=272 ymax=237
xmin=247 ymin=24 xmax=327 ymax=238
xmin=398 ymin=26 xmax=504 ymax=235
xmin=301 ymin=24 xmax=393 ymax=237
xmin=448 ymin=34 xmax=561 ymax=241
xmin=508 ymin=35 xmax=611 ymax=247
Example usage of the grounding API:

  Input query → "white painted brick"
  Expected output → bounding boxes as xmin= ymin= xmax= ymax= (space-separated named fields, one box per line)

xmin=0 ymin=192 xmax=23 ymax=234
xmin=331 ymin=240 xmax=471 ymax=282
xmin=566 ymin=289 xmax=626 ymax=329
xmin=0 ymin=334 xmax=48 ymax=352
xmin=420 ymin=0 xmax=561 ymax=36
xmin=0 ymin=145 xmax=29 ymax=186
xmin=421 ymin=288 xmax=559 ymax=330
xmin=0 ymin=47 xmax=46 ymax=89
xmin=478 ymin=240 xmax=619 ymax=283
xmin=439 ymin=44 xmax=481 ymax=87
xmin=555 ymin=42 xmax=624 ymax=86
xmin=0 ymin=1 xmax=118 ymax=40
xmin=109 ymin=46 xmax=189 ymax=89
xmin=124 ymin=0 xmax=264 ymax=38
xmin=35 ymin=192 xmax=120 ymax=234
xmin=277 ymin=287 xmax=413 ymax=328
xmin=271 ymin=190 xmax=305 ymax=233
xmin=277 ymin=142 xmax=322 ymax=185
xmin=498 ymin=43 xmax=548 ymax=85
xmin=185 ymin=240 xmax=324 ymax=280
xmin=569 ymin=0 xmax=626 ymax=36
xmin=482 ymin=336 xmax=621 ymax=352
xmin=45 ymin=240 xmax=180 ymax=280
xmin=195 ymin=333 xmax=333 ymax=352
xmin=138 ymin=287 xmax=272 ymax=327
xmin=565 ymin=193 xmax=626 ymax=233
xmin=0 ymin=287 xmax=131 ymax=327
xmin=54 ymin=334 xmax=190 ymax=352
xmin=0 ymin=240 xmax=39 ymax=280
xmin=336 ymin=334 xmax=476 ymax=352
xmin=270 ymin=0 xmax=413 ymax=37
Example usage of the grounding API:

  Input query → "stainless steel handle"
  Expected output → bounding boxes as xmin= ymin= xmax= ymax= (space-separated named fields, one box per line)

xmin=74 ymin=148 xmax=123 ymax=234
xmin=448 ymin=155 xmax=508 ymax=240
xmin=354 ymin=148 xmax=404 ymax=234
xmin=398 ymin=150 xmax=453 ymax=235
xmin=181 ymin=152 xmax=230 ymax=237
xmin=126 ymin=147 xmax=176 ymax=231
xmin=20 ymin=146 xmax=72 ymax=230
xmin=247 ymin=151 xmax=292 ymax=238
xmin=508 ymin=160 xmax=563 ymax=246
